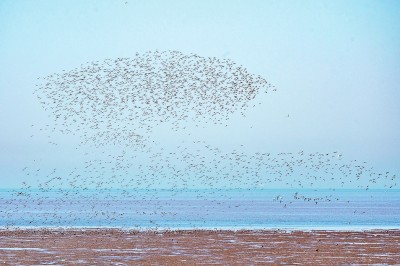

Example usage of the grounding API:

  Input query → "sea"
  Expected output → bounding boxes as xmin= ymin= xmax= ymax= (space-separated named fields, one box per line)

xmin=1 ymin=188 xmax=399 ymax=230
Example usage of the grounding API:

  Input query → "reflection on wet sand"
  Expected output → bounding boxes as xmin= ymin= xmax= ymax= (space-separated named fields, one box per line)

xmin=0 ymin=229 xmax=399 ymax=265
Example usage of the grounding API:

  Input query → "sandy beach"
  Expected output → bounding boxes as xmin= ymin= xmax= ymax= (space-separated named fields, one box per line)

xmin=0 ymin=229 xmax=399 ymax=265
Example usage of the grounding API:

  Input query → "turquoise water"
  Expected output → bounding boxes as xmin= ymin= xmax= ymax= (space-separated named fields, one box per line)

xmin=1 ymin=189 xmax=399 ymax=230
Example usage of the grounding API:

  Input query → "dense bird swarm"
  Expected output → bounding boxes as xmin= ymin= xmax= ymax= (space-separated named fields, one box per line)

xmin=2 ymin=50 xmax=397 ymax=228
xmin=34 ymin=50 xmax=272 ymax=147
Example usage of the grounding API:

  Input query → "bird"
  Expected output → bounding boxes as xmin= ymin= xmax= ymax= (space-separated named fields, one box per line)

xmin=7 ymin=50 xmax=396 ymax=230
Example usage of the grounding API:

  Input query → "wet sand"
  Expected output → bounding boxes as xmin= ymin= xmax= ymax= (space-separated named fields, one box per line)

xmin=0 ymin=229 xmax=399 ymax=265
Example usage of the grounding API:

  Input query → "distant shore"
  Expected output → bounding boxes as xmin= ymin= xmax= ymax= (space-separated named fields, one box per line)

xmin=1 ymin=229 xmax=399 ymax=264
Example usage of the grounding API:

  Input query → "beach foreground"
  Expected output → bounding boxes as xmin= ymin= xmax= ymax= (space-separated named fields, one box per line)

xmin=0 ymin=229 xmax=399 ymax=265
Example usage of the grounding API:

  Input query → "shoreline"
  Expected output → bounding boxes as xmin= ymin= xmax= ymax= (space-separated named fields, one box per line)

xmin=1 ymin=228 xmax=399 ymax=264
xmin=1 ymin=225 xmax=400 ymax=232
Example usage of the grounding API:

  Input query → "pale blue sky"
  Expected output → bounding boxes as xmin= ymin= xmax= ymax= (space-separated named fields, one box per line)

xmin=0 ymin=0 xmax=399 ymax=188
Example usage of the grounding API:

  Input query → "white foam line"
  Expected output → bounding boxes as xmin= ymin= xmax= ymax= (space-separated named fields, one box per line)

xmin=0 ymin=248 xmax=47 ymax=251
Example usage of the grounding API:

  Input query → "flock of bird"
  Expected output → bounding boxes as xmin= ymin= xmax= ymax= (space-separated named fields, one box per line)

xmin=33 ymin=50 xmax=272 ymax=147
xmin=2 ymin=50 xmax=397 ymax=228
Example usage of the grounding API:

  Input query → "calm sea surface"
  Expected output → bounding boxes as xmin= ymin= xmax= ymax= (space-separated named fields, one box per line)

xmin=1 ymin=189 xmax=399 ymax=230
